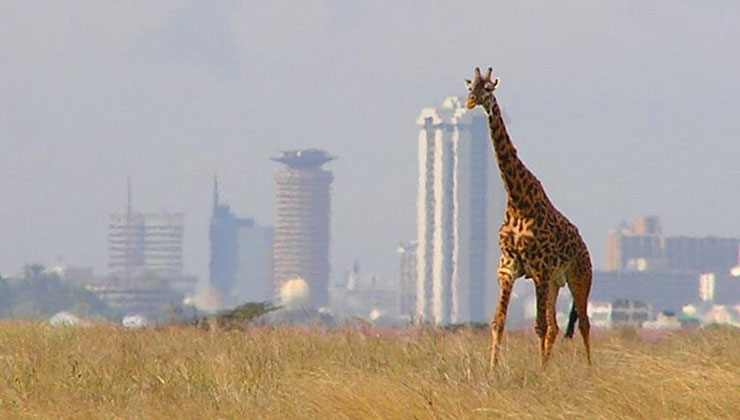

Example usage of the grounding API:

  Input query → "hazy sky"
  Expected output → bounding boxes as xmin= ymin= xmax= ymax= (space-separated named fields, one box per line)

xmin=2 ymin=1 xmax=739 ymax=285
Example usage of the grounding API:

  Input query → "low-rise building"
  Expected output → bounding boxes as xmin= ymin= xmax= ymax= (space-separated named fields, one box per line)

xmin=331 ymin=264 xmax=398 ymax=323
xmin=606 ymin=216 xmax=740 ymax=275
xmin=587 ymin=300 xmax=650 ymax=329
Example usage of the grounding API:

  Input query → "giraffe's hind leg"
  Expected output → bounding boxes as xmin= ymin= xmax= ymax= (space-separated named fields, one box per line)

xmin=542 ymin=279 xmax=560 ymax=365
xmin=534 ymin=281 xmax=548 ymax=358
xmin=568 ymin=254 xmax=593 ymax=364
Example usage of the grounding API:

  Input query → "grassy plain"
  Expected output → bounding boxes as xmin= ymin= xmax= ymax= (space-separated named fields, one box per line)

xmin=1 ymin=322 xmax=738 ymax=420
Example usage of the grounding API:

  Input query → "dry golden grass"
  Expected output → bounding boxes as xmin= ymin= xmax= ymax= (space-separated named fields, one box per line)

xmin=1 ymin=322 xmax=738 ymax=420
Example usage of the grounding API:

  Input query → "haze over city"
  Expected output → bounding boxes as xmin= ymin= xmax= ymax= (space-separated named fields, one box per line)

xmin=4 ymin=3 xmax=740 ymax=418
xmin=2 ymin=1 xmax=739 ymax=287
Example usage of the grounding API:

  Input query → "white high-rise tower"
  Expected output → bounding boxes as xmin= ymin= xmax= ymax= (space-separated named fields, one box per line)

xmin=416 ymin=97 xmax=505 ymax=325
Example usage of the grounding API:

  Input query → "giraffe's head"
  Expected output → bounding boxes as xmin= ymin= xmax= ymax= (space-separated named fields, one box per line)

xmin=464 ymin=67 xmax=500 ymax=109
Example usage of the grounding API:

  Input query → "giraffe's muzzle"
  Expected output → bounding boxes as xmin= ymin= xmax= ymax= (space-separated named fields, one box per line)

xmin=465 ymin=99 xmax=476 ymax=109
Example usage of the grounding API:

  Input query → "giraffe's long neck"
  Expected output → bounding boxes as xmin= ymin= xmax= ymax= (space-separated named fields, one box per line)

xmin=484 ymin=97 xmax=538 ymax=207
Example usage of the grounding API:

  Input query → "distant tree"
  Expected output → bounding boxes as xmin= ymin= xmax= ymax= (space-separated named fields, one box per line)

xmin=221 ymin=301 xmax=278 ymax=323
xmin=22 ymin=263 xmax=45 ymax=280
xmin=199 ymin=301 xmax=278 ymax=330
xmin=0 ymin=274 xmax=13 ymax=313
xmin=2 ymin=264 xmax=114 ymax=320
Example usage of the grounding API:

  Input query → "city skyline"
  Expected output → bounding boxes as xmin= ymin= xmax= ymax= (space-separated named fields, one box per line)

xmin=2 ymin=2 xmax=740 ymax=287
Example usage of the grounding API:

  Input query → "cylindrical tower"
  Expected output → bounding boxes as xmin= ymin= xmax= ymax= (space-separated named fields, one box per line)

xmin=272 ymin=149 xmax=335 ymax=308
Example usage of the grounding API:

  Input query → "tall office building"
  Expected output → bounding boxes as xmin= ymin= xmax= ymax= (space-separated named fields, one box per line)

xmin=209 ymin=178 xmax=245 ymax=299
xmin=209 ymin=178 xmax=274 ymax=306
xmin=108 ymin=182 xmax=184 ymax=278
xmin=272 ymin=149 xmax=335 ymax=308
xmin=416 ymin=97 xmax=505 ymax=325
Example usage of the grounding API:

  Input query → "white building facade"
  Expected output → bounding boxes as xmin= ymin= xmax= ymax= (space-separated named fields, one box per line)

xmin=416 ymin=97 xmax=505 ymax=325
xmin=108 ymin=212 xmax=184 ymax=278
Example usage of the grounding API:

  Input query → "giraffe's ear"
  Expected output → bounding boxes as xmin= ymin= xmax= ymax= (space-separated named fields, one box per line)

xmin=484 ymin=77 xmax=500 ymax=92
xmin=464 ymin=79 xmax=472 ymax=89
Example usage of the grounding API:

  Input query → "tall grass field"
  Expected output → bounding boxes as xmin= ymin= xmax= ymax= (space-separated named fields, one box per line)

xmin=1 ymin=322 xmax=738 ymax=419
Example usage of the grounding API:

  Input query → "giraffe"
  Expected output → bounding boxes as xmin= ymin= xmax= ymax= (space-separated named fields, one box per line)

xmin=464 ymin=67 xmax=592 ymax=367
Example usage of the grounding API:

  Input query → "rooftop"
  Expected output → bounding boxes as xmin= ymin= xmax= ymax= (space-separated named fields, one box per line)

xmin=271 ymin=149 xmax=336 ymax=169
xmin=416 ymin=96 xmax=484 ymax=127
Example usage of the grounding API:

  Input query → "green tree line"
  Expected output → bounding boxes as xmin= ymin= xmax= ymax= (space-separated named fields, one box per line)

xmin=0 ymin=264 xmax=113 ymax=319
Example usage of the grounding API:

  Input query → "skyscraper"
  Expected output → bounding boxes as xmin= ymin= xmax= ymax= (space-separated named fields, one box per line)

xmin=415 ymin=97 xmax=505 ymax=325
xmin=272 ymin=149 xmax=335 ymax=308
xmin=108 ymin=181 xmax=184 ymax=278
xmin=209 ymin=177 xmax=274 ymax=306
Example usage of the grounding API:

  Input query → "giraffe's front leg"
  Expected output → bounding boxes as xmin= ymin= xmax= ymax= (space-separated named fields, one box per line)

xmin=533 ymin=281 xmax=548 ymax=359
xmin=490 ymin=254 xmax=520 ymax=370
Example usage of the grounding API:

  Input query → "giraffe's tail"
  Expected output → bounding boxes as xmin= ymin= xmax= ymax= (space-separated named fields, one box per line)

xmin=564 ymin=303 xmax=577 ymax=339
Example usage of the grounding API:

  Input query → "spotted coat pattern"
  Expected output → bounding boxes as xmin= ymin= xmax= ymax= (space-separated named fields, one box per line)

xmin=465 ymin=68 xmax=592 ymax=367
